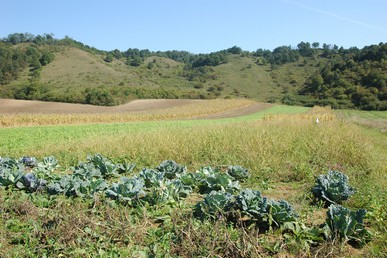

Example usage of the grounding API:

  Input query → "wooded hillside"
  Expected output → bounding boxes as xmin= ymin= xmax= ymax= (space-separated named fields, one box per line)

xmin=0 ymin=33 xmax=385 ymax=110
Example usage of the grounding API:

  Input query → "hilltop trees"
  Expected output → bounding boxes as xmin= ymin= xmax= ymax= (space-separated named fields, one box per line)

xmin=297 ymin=41 xmax=314 ymax=57
xmin=299 ymin=43 xmax=387 ymax=110
xmin=270 ymin=46 xmax=300 ymax=65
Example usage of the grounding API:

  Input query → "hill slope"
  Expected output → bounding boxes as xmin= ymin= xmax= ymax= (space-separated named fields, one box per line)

xmin=0 ymin=34 xmax=385 ymax=110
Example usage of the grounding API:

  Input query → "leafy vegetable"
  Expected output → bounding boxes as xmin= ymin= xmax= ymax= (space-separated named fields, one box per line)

xmin=106 ymin=177 xmax=146 ymax=204
xmin=268 ymin=199 xmax=298 ymax=226
xmin=85 ymin=154 xmax=119 ymax=177
xmin=20 ymin=156 xmax=38 ymax=167
xmin=37 ymin=156 xmax=59 ymax=171
xmin=312 ymin=170 xmax=356 ymax=204
xmin=139 ymin=169 xmax=165 ymax=188
xmin=226 ymin=165 xmax=250 ymax=181
xmin=47 ymin=175 xmax=73 ymax=195
xmin=156 ymin=160 xmax=187 ymax=179
xmin=196 ymin=169 xmax=240 ymax=194
xmin=19 ymin=172 xmax=47 ymax=192
xmin=146 ymin=179 xmax=192 ymax=206
xmin=194 ymin=191 xmax=234 ymax=220
xmin=325 ymin=204 xmax=371 ymax=246
xmin=0 ymin=168 xmax=24 ymax=188
xmin=282 ymin=221 xmax=325 ymax=250
xmin=235 ymin=189 xmax=269 ymax=221
xmin=0 ymin=157 xmax=23 ymax=170
xmin=73 ymin=166 xmax=102 ymax=180
xmin=47 ymin=175 xmax=108 ymax=198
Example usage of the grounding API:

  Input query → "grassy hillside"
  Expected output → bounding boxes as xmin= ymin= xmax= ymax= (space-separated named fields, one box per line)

xmin=1 ymin=44 xmax=322 ymax=104
xmin=1 ymin=35 xmax=385 ymax=109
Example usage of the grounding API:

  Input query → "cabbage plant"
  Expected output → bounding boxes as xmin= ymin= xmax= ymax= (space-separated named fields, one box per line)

xmin=18 ymin=172 xmax=47 ymax=192
xmin=325 ymin=204 xmax=371 ymax=246
xmin=156 ymin=160 xmax=187 ymax=179
xmin=235 ymin=189 xmax=269 ymax=221
xmin=226 ymin=165 xmax=250 ymax=181
xmin=106 ymin=177 xmax=146 ymax=204
xmin=194 ymin=191 xmax=234 ymax=220
xmin=268 ymin=199 xmax=298 ymax=226
xmin=0 ymin=168 xmax=23 ymax=188
xmin=312 ymin=171 xmax=355 ymax=204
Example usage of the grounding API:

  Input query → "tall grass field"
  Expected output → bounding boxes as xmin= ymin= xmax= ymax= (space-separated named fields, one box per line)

xmin=0 ymin=103 xmax=386 ymax=257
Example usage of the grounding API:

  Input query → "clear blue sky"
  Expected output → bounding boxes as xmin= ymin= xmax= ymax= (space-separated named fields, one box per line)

xmin=1 ymin=0 xmax=386 ymax=53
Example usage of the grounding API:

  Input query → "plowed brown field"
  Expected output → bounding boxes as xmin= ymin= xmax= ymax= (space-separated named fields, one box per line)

xmin=0 ymin=99 xmax=272 ymax=119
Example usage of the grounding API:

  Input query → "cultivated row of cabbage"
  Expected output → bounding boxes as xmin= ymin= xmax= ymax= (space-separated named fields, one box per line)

xmin=0 ymin=155 xmax=371 ymax=246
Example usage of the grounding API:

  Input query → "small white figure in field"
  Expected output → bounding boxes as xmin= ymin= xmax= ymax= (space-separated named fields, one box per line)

xmin=315 ymin=118 xmax=320 ymax=124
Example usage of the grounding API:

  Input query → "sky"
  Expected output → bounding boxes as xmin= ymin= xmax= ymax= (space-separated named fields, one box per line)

xmin=1 ymin=0 xmax=386 ymax=53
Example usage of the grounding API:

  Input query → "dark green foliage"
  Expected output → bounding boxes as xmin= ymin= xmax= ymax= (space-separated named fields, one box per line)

xmin=299 ymin=43 xmax=387 ymax=110
xmin=270 ymin=46 xmax=300 ymax=65
xmin=156 ymin=160 xmax=187 ymax=179
xmin=105 ymin=177 xmax=146 ymax=204
xmin=39 ymin=50 xmax=55 ymax=66
xmin=194 ymin=191 xmax=234 ymax=220
xmin=19 ymin=156 xmax=38 ymax=167
xmin=84 ymin=88 xmax=116 ymax=106
xmin=226 ymin=165 xmax=250 ymax=181
xmin=47 ymin=174 xmax=108 ymax=198
xmin=0 ymin=168 xmax=23 ymax=188
xmin=325 ymin=204 xmax=371 ymax=246
xmin=18 ymin=172 xmax=47 ymax=192
xmin=104 ymin=53 xmax=114 ymax=62
xmin=195 ymin=168 xmax=240 ymax=194
xmin=139 ymin=168 xmax=165 ymax=188
xmin=312 ymin=171 xmax=356 ymax=205
xmin=297 ymin=42 xmax=314 ymax=57
xmin=191 ymin=51 xmax=228 ymax=68
xmin=226 ymin=46 xmax=243 ymax=55
xmin=268 ymin=199 xmax=298 ymax=226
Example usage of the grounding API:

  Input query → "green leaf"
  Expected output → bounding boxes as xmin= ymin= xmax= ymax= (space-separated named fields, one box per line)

xmin=312 ymin=171 xmax=355 ymax=204
xmin=325 ymin=204 xmax=371 ymax=246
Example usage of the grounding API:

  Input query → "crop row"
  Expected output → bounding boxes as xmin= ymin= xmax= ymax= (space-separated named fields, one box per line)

xmin=0 ymin=154 xmax=371 ymax=247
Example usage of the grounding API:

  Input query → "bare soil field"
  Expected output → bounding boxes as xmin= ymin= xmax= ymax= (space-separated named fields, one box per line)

xmin=0 ymin=99 xmax=272 ymax=119
xmin=0 ymin=99 xmax=201 ymax=114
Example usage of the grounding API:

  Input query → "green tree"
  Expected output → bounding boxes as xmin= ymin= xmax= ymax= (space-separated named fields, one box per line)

xmin=128 ymin=56 xmax=143 ymax=67
xmin=312 ymin=42 xmax=320 ymax=49
xmin=297 ymin=41 xmax=313 ymax=57
xmin=226 ymin=46 xmax=242 ymax=54
xmin=39 ymin=51 xmax=55 ymax=66
xmin=104 ymin=53 xmax=114 ymax=62
xmin=84 ymin=88 xmax=115 ymax=106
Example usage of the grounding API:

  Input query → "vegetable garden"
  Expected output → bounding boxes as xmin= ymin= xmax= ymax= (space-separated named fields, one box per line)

xmin=0 ymin=105 xmax=386 ymax=257
xmin=0 ymin=154 xmax=375 ymax=257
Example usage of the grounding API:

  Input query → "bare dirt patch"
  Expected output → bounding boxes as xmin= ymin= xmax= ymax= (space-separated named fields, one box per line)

xmin=0 ymin=99 xmax=202 ymax=114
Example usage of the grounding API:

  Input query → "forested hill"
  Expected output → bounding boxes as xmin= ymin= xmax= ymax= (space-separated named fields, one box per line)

xmin=0 ymin=33 xmax=386 ymax=110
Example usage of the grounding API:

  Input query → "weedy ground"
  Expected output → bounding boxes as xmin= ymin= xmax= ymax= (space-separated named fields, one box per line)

xmin=0 ymin=104 xmax=386 ymax=257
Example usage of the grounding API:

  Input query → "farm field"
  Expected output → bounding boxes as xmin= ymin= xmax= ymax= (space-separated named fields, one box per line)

xmin=0 ymin=100 xmax=386 ymax=257
xmin=0 ymin=98 xmax=270 ymax=127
